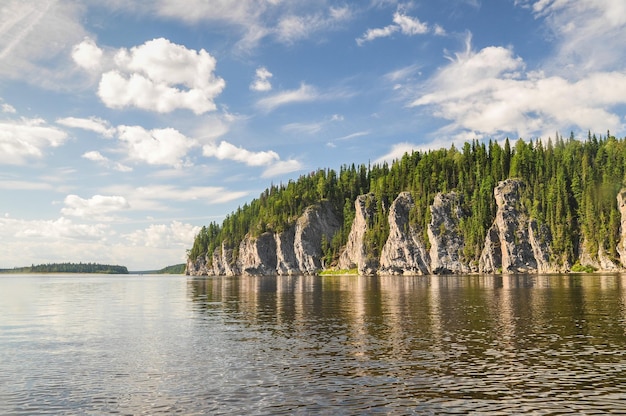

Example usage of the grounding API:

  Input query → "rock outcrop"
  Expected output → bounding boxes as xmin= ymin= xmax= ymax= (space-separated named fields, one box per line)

xmin=617 ymin=189 xmax=626 ymax=267
xmin=294 ymin=202 xmax=341 ymax=274
xmin=188 ymin=201 xmax=340 ymax=276
xmin=188 ymin=180 xmax=626 ymax=276
xmin=237 ymin=232 xmax=277 ymax=276
xmin=275 ymin=227 xmax=298 ymax=275
xmin=338 ymin=193 xmax=378 ymax=275
xmin=428 ymin=192 xmax=471 ymax=274
xmin=379 ymin=192 xmax=430 ymax=275
xmin=479 ymin=179 xmax=554 ymax=273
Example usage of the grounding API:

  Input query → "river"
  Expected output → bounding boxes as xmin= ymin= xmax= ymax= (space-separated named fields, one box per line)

xmin=1 ymin=273 xmax=625 ymax=414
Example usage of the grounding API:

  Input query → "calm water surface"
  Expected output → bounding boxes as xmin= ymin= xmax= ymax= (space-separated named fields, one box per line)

xmin=1 ymin=273 xmax=626 ymax=414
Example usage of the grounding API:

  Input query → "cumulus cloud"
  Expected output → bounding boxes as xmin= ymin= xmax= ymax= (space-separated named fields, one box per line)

xmin=57 ymin=116 xmax=116 ymax=138
xmin=124 ymin=220 xmax=200 ymax=249
xmin=71 ymin=37 xmax=103 ymax=71
xmin=202 ymin=140 xmax=303 ymax=177
xmin=73 ymin=38 xmax=225 ymax=114
xmin=250 ymin=67 xmax=273 ymax=91
xmin=203 ymin=141 xmax=279 ymax=166
xmin=410 ymin=35 xmax=626 ymax=139
xmin=0 ymin=118 xmax=68 ymax=165
xmin=357 ymin=10 xmax=431 ymax=45
xmin=117 ymin=125 xmax=196 ymax=167
xmin=62 ymin=194 xmax=130 ymax=220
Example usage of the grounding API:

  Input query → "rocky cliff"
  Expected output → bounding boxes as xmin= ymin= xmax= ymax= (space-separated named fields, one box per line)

xmin=428 ymin=192 xmax=471 ymax=274
xmin=187 ymin=201 xmax=340 ymax=276
xmin=379 ymin=192 xmax=430 ymax=275
xmin=187 ymin=180 xmax=626 ymax=276
xmin=338 ymin=193 xmax=378 ymax=275
xmin=479 ymin=179 xmax=554 ymax=273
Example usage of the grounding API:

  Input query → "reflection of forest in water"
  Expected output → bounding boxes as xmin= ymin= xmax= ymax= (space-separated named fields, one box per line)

xmin=187 ymin=274 xmax=626 ymax=362
xmin=184 ymin=274 xmax=626 ymax=409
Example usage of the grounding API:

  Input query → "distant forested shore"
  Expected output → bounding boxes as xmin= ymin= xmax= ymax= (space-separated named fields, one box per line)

xmin=0 ymin=262 xmax=129 ymax=274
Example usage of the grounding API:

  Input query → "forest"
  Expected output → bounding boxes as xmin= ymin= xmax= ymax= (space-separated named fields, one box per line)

xmin=0 ymin=262 xmax=129 ymax=274
xmin=189 ymin=131 xmax=626 ymax=269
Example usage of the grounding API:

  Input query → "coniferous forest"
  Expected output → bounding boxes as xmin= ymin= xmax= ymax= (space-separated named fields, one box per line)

xmin=189 ymin=132 xmax=626 ymax=270
xmin=0 ymin=262 xmax=129 ymax=274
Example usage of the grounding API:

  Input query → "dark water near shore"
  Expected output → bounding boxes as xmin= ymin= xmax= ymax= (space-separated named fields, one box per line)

xmin=1 ymin=273 xmax=625 ymax=414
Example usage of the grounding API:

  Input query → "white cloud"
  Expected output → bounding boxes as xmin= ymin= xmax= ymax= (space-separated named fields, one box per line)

xmin=57 ymin=116 xmax=116 ymax=138
xmin=375 ymin=142 xmax=418 ymax=165
xmin=7 ymin=217 xmax=110 ymax=241
xmin=0 ymin=216 xmax=197 ymax=269
xmin=250 ymin=67 xmax=273 ymax=92
xmin=2 ymin=103 xmax=16 ymax=113
xmin=531 ymin=0 xmax=626 ymax=72
xmin=357 ymin=10 xmax=431 ymax=45
xmin=203 ymin=141 xmax=279 ymax=166
xmin=392 ymin=11 xmax=428 ymax=35
xmin=202 ymin=139 xmax=303 ymax=177
xmin=274 ymin=6 xmax=352 ymax=44
xmin=410 ymin=37 xmax=626 ymax=139
xmin=117 ymin=125 xmax=196 ymax=167
xmin=262 ymin=159 xmax=303 ymax=178
xmin=102 ymin=184 xmax=248 ymax=211
xmin=82 ymin=151 xmax=133 ymax=172
xmin=82 ymin=151 xmax=107 ymax=163
xmin=282 ymin=122 xmax=324 ymax=135
xmin=62 ymin=194 xmax=130 ymax=220
xmin=357 ymin=25 xmax=398 ymax=45
xmin=71 ymin=37 xmax=103 ymax=71
xmin=256 ymin=83 xmax=319 ymax=112
xmin=334 ymin=131 xmax=371 ymax=141
xmin=115 ymin=1 xmax=351 ymax=51
xmin=0 ymin=117 xmax=68 ymax=165
xmin=193 ymin=111 xmax=242 ymax=144
xmin=80 ymin=38 xmax=225 ymax=114
xmin=124 ymin=221 xmax=200 ymax=249
xmin=0 ymin=0 xmax=86 ymax=86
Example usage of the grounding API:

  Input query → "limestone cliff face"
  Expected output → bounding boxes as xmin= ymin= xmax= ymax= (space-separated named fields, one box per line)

xmin=338 ymin=193 xmax=378 ymax=275
xmin=193 ymin=202 xmax=341 ymax=276
xmin=428 ymin=192 xmax=470 ymax=274
xmin=219 ymin=242 xmax=239 ymax=276
xmin=294 ymin=201 xmax=341 ymax=274
xmin=189 ymin=182 xmax=626 ymax=276
xmin=617 ymin=189 xmax=626 ymax=267
xmin=237 ymin=232 xmax=277 ymax=276
xmin=379 ymin=192 xmax=430 ymax=275
xmin=185 ymin=254 xmax=210 ymax=276
xmin=479 ymin=179 xmax=554 ymax=273
xmin=275 ymin=227 xmax=298 ymax=275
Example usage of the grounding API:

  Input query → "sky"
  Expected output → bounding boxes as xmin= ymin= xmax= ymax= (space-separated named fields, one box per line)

xmin=1 ymin=0 xmax=626 ymax=270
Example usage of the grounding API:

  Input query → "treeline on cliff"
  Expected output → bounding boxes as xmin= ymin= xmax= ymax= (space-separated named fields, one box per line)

xmin=190 ymin=131 xmax=626 ymax=268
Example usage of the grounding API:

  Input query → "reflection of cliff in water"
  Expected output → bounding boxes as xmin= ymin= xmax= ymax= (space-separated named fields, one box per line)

xmin=187 ymin=274 xmax=626 ymax=369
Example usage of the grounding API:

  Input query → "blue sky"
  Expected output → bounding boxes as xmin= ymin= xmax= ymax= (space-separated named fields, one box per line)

xmin=1 ymin=0 xmax=626 ymax=270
